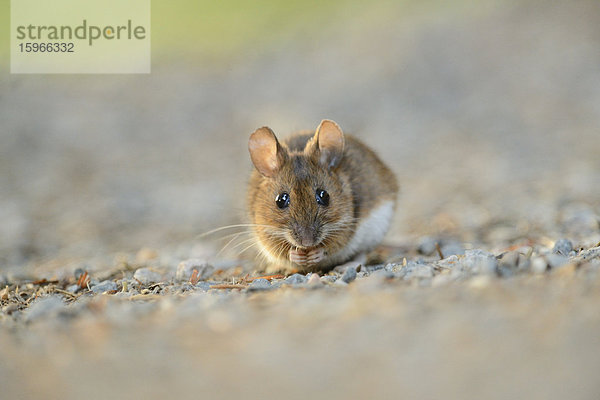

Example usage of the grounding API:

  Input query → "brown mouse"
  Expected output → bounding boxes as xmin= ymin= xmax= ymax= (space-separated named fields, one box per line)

xmin=247 ymin=119 xmax=398 ymax=273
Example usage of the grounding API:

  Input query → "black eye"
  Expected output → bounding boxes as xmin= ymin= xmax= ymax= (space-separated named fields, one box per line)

xmin=315 ymin=189 xmax=329 ymax=206
xmin=275 ymin=192 xmax=290 ymax=209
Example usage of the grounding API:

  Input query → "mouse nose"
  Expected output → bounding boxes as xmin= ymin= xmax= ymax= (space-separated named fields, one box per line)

xmin=292 ymin=223 xmax=318 ymax=247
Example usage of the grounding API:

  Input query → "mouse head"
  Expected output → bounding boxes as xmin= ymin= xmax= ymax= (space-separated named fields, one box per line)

xmin=248 ymin=120 xmax=354 ymax=254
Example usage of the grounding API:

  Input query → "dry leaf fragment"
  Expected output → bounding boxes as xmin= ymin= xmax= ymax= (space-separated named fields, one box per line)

xmin=190 ymin=269 xmax=200 ymax=285
xmin=77 ymin=271 xmax=90 ymax=289
xmin=0 ymin=286 xmax=9 ymax=301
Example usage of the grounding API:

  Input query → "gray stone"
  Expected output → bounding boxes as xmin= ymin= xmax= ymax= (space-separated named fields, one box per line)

xmin=402 ymin=262 xmax=434 ymax=280
xmin=461 ymin=250 xmax=497 ymax=275
xmin=363 ymin=264 xmax=385 ymax=273
xmin=340 ymin=265 xmax=357 ymax=283
xmin=66 ymin=284 xmax=80 ymax=294
xmin=133 ymin=268 xmax=162 ymax=285
xmin=384 ymin=263 xmax=404 ymax=273
xmin=438 ymin=255 xmax=461 ymax=270
xmin=553 ymin=239 xmax=573 ymax=256
xmin=194 ymin=282 xmax=212 ymax=292
xmin=306 ymin=273 xmax=323 ymax=287
xmin=369 ymin=269 xmax=395 ymax=281
xmin=25 ymin=296 xmax=65 ymax=322
xmin=546 ymin=254 xmax=569 ymax=269
xmin=417 ymin=236 xmax=438 ymax=256
xmin=176 ymin=259 xmax=214 ymax=282
xmin=319 ymin=275 xmax=338 ymax=283
xmin=247 ymin=278 xmax=272 ymax=291
xmin=531 ymin=257 xmax=548 ymax=274
xmin=91 ymin=280 xmax=118 ymax=294
xmin=284 ymin=273 xmax=307 ymax=285
xmin=504 ymin=251 xmax=531 ymax=276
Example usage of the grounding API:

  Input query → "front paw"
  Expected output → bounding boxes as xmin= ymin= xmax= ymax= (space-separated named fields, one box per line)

xmin=289 ymin=247 xmax=326 ymax=266
xmin=306 ymin=248 xmax=326 ymax=265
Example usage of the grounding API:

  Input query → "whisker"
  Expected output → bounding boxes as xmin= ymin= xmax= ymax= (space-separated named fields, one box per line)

xmin=195 ymin=223 xmax=280 ymax=239
xmin=237 ymin=241 xmax=259 ymax=256
xmin=230 ymin=237 xmax=259 ymax=251
xmin=216 ymin=232 xmax=259 ymax=257
xmin=217 ymin=231 xmax=255 ymax=241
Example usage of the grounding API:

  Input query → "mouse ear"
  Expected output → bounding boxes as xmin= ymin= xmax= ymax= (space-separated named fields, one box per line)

xmin=314 ymin=119 xmax=345 ymax=169
xmin=248 ymin=126 xmax=286 ymax=177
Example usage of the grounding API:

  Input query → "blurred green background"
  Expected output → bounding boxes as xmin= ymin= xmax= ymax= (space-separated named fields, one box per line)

xmin=1 ymin=0 xmax=476 ymax=64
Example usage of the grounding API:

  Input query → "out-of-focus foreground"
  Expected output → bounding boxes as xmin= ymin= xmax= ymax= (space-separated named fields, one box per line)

xmin=1 ymin=1 xmax=599 ymax=399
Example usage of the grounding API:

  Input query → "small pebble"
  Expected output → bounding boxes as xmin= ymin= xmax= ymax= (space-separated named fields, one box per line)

xmin=546 ymin=254 xmax=569 ymax=269
xmin=417 ymin=237 xmax=438 ymax=256
xmin=194 ymin=282 xmax=212 ymax=292
xmin=247 ymin=278 xmax=272 ymax=291
xmin=91 ymin=280 xmax=118 ymax=294
xmin=284 ymin=274 xmax=307 ymax=285
xmin=320 ymin=275 xmax=338 ymax=284
xmin=531 ymin=257 xmax=548 ymax=274
xmin=497 ymin=251 xmax=530 ymax=277
xmin=176 ymin=259 xmax=214 ymax=282
xmin=553 ymin=239 xmax=573 ymax=256
xmin=306 ymin=273 xmax=322 ymax=286
xmin=25 ymin=296 xmax=65 ymax=322
xmin=461 ymin=249 xmax=498 ymax=275
xmin=340 ymin=265 xmax=357 ymax=283
xmin=66 ymin=284 xmax=80 ymax=294
xmin=369 ymin=269 xmax=395 ymax=281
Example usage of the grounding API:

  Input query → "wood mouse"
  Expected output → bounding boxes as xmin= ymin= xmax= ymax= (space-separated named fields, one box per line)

xmin=247 ymin=119 xmax=398 ymax=273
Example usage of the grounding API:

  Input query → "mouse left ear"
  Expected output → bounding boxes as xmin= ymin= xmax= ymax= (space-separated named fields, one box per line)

xmin=313 ymin=119 xmax=345 ymax=169
xmin=248 ymin=126 xmax=286 ymax=177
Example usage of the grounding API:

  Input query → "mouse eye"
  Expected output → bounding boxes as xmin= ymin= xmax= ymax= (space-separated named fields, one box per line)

xmin=315 ymin=189 xmax=329 ymax=206
xmin=275 ymin=192 xmax=290 ymax=209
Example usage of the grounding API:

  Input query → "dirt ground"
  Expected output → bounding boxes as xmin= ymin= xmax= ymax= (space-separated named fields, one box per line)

xmin=1 ymin=1 xmax=600 ymax=399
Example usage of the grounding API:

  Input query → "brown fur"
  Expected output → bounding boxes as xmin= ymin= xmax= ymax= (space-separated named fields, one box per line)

xmin=247 ymin=120 xmax=398 ymax=272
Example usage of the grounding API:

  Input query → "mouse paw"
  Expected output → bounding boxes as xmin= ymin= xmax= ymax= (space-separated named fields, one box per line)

xmin=305 ymin=247 xmax=326 ymax=265
xmin=289 ymin=248 xmax=307 ymax=264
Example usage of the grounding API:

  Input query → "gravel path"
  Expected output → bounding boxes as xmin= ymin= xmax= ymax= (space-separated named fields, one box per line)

xmin=1 ymin=1 xmax=600 ymax=399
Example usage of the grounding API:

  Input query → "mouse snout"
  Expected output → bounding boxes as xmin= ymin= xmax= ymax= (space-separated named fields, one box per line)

xmin=291 ymin=222 xmax=319 ymax=248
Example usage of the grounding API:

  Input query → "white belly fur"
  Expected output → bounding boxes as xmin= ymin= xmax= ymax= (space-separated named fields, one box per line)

xmin=329 ymin=200 xmax=395 ymax=265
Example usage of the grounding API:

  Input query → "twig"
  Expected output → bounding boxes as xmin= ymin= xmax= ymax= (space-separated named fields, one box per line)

xmin=209 ymin=284 xmax=248 ymax=290
xmin=435 ymin=242 xmax=444 ymax=260
xmin=53 ymin=288 xmax=79 ymax=300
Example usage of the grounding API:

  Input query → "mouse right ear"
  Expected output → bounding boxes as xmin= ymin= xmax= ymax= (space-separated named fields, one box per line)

xmin=248 ymin=126 xmax=286 ymax=177
xmin=314 ymin=119 xmax=345 ymax=169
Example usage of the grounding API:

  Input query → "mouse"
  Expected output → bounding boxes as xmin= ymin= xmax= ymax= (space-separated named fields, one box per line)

xmin=247 ymin=119 xmax=398 ymax=273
